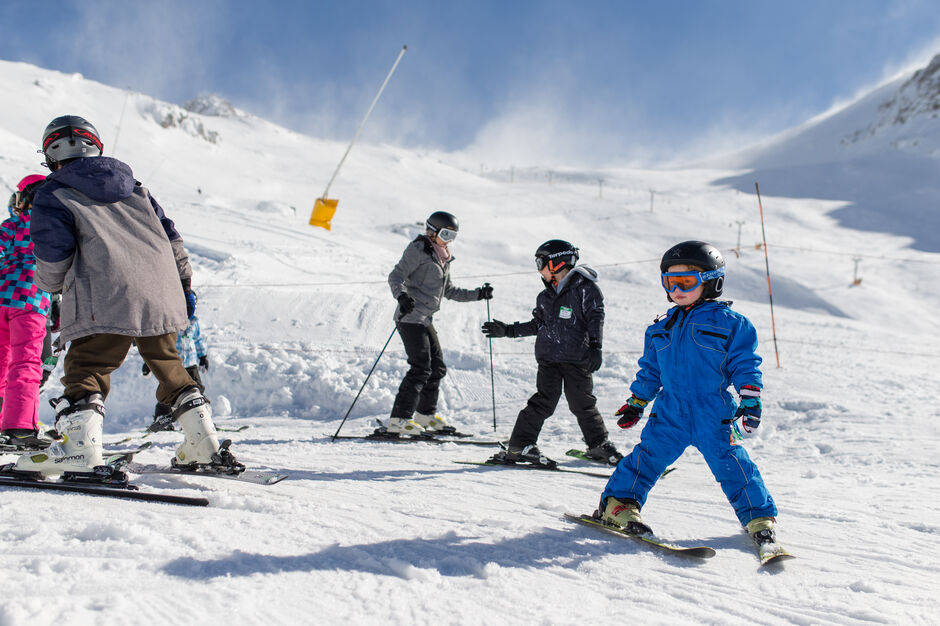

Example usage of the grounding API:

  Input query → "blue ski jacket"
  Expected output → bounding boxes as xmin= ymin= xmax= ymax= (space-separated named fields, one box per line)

xmin=631 ymin=300 xmax=762 ymax=419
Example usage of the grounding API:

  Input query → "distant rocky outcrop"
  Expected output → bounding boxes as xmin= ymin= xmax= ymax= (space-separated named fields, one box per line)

xmin=843 ymin=53 xmax=940 ymax=146
xmin=183 ymin=94 xmax=246 ymax=119
xmin=143 ymin=101 xmax=221 ymax=144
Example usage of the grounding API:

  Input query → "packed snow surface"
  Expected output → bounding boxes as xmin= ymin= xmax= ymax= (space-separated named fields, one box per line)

xmin=0 ymin=59 xmax=937 ymax=625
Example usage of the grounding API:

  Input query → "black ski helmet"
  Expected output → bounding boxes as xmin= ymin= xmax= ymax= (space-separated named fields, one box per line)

xmin=535 ymin=239 xmax=579 ymax=273
xmin=41 ymin=115 xmax=103 ymax=167
xmin=426 ymin=211 xmax=458 ymax=234
xmin=660 ymin=240 xmax=725 ymax=298
xmin=426 ymin=211 xmax=459 ymax=243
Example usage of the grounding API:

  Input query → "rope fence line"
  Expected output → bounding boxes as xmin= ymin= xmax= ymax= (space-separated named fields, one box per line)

xmin=197 ymin=244 xmax=937 ymax=290
xmin=209 ymin=337 xmax=937 ymax=360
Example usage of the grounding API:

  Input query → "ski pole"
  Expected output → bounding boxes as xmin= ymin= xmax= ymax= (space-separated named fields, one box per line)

xmin=331 ymin=324 xmax=398 ymax=441
xmin=484 ymin=282 xmax=497 ymax=432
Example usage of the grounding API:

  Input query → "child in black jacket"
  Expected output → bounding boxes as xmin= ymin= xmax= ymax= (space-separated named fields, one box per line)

xmin=482 ymin=240 xmax=621 ymax=467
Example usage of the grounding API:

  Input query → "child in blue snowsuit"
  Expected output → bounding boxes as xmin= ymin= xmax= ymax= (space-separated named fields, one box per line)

xmin=600 ymin=241 xmax=779 ymax=546
xmin=142 ymin=313 xmax=209 ymax=428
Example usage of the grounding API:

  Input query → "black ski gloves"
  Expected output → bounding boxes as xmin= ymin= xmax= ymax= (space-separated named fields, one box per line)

xmin=481 ymin=319 xmax=515 ymax=338
xmin=397 ymin=293 xmax=415 ymax=315
xmin=477 ymin=284 xmax=494 ymax=300
xmin=49 ymin=295 xmax=61 ymax=332
xmin=199 ymin=355 xmax=210 ymax=371
xmin=141 ymin=362 xmax=151 ymax=376
xmin=586 ymin=342 xmax=603 ymax=372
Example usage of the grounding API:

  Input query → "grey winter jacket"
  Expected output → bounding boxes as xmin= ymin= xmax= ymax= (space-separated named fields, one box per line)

xmin=511 ymin=266 xmax=605 ymax=365
xmin=30 ymin=157 xmax=192 ymax=343
xmin=388 ymin=235 xmax=480 ymax=325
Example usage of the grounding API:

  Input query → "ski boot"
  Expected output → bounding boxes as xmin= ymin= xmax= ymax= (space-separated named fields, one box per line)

xmin=385 ymin=417 xmax=425 ymax=435
xmin=746 ymin=516 xmax=777 ymax=546
xmin=172 ymin=387 xmax=243 ymax=474
xmin=600 ymin=496 xmax=651 ymax=535
xmin=490 ymin=444 xmax=557 ymax=469
xmin=13 ymin=394 xmax=105 ymax=476
xmin=585 ymin=440 xmax=623 ymax=466
xmin=0 ymin=428 xmax=54 ymax=451
xmin=413 ymin=412 xmax=453 ymax=433
xmin=147 ymin=402 xmax=175 ymax=432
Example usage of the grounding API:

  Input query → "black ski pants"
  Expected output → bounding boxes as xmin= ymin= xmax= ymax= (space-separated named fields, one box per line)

xmin=390 ymin=322 xmax=446 ymax=418
xmin=509 ymin=361 xmax=609 ymax=449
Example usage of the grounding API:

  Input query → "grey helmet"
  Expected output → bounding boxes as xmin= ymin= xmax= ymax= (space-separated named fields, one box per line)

xmin=41 ymin=115 xmax=103 ymax=166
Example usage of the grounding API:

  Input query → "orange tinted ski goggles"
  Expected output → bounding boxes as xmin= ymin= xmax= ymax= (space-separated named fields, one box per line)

xmin=661 ymin=268 xmax=724 ymax=293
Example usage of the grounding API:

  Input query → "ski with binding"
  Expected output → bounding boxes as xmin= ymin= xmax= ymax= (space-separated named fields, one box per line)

xmin=564 ymin=512 xmax=715 ymax=558
xmin=127 ymin=462 xmax=288 ymax=485
xmin=0 ymin=441 xmax=208 ymax=506
xmin=756 ymin=540 xmax=795 ymax=566
xmin=331 ymin=433 xmax=500 ymax=447
xmin=564 ymin=449 xmax=677 ymax=477
xmin=453 ymin=460 xmax=611 ymax=478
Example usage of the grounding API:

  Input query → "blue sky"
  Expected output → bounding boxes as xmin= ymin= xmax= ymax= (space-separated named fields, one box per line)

xmin=2 ymin=0 xmax=939 ymax=165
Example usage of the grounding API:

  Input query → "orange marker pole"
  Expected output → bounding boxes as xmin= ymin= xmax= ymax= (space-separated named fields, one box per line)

xmin=755 ymin=182 xmax=781 ymax=368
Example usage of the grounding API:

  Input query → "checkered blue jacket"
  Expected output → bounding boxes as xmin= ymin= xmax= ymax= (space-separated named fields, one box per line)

xmin=176 ymin=316 xmax=206 ymax=368
xmin=0 ymin=208 xmax=52 ymax=315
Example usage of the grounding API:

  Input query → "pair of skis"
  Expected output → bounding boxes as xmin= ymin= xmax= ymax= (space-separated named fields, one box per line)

xmin=0 ymin=441 xmax=287 ymax=506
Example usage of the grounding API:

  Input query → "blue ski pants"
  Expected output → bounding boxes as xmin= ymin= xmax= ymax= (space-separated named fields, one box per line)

xmin=602 ymin=406 xmax=777 ymax=527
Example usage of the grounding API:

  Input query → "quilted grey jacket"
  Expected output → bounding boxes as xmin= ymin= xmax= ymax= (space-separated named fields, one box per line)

xmin=388 ymin=235 xmax=480 ymax=325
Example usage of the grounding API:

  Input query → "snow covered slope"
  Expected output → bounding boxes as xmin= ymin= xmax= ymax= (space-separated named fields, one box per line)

xmin=0 ymin=58 xmax=937 ymax=625
xmin=714 ymin=54 xmax=940 ymax=252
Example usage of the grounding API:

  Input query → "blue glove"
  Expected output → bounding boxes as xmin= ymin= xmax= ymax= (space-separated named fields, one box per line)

xmin=185 ymin=291 xmax=197 ymax=319
xmin=735 ymin=385 xmax=762 ymax=434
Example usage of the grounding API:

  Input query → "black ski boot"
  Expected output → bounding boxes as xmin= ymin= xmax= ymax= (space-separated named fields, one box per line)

xmin=585 ymin=440 xmax=623 ymax=466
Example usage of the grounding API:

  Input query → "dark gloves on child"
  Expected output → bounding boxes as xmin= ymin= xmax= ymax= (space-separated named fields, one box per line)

xmin=615 ymin=395 xmax=649 ymax=429
xmin=586 ymin=342 xmax=602 ymax=372
xmin=481 ymin=320 xmax=514 ymax=338
xmin=477 ymin=284 xmax=494 ymax=300
xmin=141 ymin=362 xmax=151 ymax=376
xmin=199 ymin=355 xmax=210 ymax=371
xmin=397 ymin=293 xmax=415 ymax=315
xmin=735 ymin=384 xmax=762 ymax=434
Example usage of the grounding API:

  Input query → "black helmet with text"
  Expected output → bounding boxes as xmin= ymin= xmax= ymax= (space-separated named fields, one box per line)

xmin=535 ymin=239 xmax=579 ymax=274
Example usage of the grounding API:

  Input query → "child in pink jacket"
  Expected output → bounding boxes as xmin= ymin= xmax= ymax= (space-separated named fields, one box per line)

xmin=0 ymin=175 xmax=53 ymax=449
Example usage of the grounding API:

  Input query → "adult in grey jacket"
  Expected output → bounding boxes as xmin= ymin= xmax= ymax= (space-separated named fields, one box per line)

xmin=14 ymin=115 xmax=239 ymax=478
xmin=386 ymin=211 xmax=492 ymax=434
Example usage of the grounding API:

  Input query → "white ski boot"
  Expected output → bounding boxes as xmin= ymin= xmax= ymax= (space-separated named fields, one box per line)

xmin=413 ymin=412 xmax=451 ymax=432
xmin=172 ymin=387 xmax=241 ymax=471
xmin=385 ymin=417 xmax=425 ymax=434
xmin=14 ymin=394 xmax=105 ymax=476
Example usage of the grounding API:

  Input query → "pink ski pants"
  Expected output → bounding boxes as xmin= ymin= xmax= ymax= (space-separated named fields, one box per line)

xmin=0 ymin=306 xmax=47 ymax=431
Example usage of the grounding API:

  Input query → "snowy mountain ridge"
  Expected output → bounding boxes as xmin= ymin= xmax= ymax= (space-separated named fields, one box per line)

xmin=842 ymin=53 xmax=940 ymax=154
